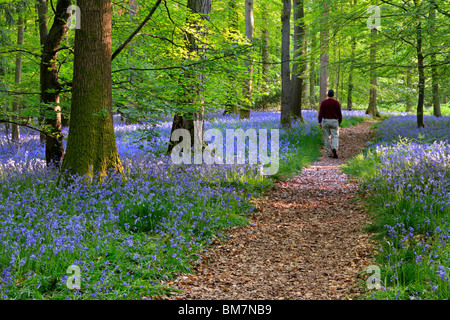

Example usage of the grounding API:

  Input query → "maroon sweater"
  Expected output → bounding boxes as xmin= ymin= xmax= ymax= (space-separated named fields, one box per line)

xmin=318 ymin=98 xmax=342 ymax=124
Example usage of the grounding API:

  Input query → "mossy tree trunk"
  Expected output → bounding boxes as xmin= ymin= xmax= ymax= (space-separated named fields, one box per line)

xmin=61 ymin=0 xmax=123 ymax=180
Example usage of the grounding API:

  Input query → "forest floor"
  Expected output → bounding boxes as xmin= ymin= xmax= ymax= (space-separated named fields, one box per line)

xmin=164 ymin=121 xmax=378 ymax=300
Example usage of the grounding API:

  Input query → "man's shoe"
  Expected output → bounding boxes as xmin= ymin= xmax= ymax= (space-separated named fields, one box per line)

xmin=332 ymin=149 xmax=338 ymax=158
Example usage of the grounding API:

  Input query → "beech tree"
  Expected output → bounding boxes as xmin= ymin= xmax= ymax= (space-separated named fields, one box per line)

xmin=38 ymin=0 xmax=70 ymax=167
xmin=11 ymin=5 xmax=24 ymax=142
xmin=61 ymin=0 xmax=123 ymax=179
xmin=280 ymin=0 xmax=292 ymax=128
xmin=319 ymin=0 xmax=330 ymax=106
xmin=240 ymin=0 xmax=254 ymax=120
xmin=366 ymin=27 xmax=380 ymax=117
xmin=167 ymin=0 xmax=211 ymax=155
xmin=291 ymin=0 xmax=306 ymax=122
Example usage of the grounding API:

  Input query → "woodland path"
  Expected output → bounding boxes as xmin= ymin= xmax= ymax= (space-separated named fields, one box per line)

xmin=165 ymin=121 xmax=377 ymax=300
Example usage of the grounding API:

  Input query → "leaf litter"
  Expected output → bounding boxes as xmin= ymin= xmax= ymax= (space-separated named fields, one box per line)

xmin=164 ymin=121 xmax=378 ymax=300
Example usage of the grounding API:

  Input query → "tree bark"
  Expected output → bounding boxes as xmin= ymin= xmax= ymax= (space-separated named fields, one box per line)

xmin=167 ymin=0 xmax=211 ymax=155
xmin=291 ymin=0 xmax=305 ymax=122
xmin=281 ymin=0 xmax=292 ymax=128
xmin=240 ymin=0 xmax=254 ymax=119
xmin=319 ymin=0 xmax=330 ymax=106
xmin=62 ymin=0 xmax=123 ymax=180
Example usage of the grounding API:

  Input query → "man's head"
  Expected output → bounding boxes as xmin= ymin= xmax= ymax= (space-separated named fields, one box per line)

xmin=327 ymin=89 xmax=335 ymax=98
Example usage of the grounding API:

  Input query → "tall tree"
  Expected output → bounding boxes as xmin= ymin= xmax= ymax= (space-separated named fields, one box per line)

xmin=366 ymin=28 xmax=380 ymax=117
xmin=167 ymin=0 xmax=211 ymax=155
xmin=261 ymin=2 xmax=270 ymax=91
xmin=415 ymin=8 xmax=425 ymax=127
xmin=39 ymin=0 xmax=71 ymax=167
xmin=223 ymin=0 xmax=240 ymax=115
xmin=319 ymin=0 xmax=330 ymax=106
xmin=429 ymin=2 xmax=441 ymax=117
xmin=309 ymin=27 xmax=317 ymax=108
xmin=281 ymin=0 xmax=292 ymax=128
xmin=11 ymin=7 xmax=24 ymax=142
xmin=347 ymin=33 xmax=356 ymax=111
xmin=291 ymin=0 xmax=306 ymax=122
xmin=405 ymin=67 xmax=413 ymax=112
xmin=240 ymin=0 xmax=254 ymax=119
xmin=62 ymin=0 xmax=123 ymax=179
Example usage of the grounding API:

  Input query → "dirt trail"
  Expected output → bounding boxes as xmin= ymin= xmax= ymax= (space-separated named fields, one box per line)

xmin=165 ymin=121 xmax=377 ymax=300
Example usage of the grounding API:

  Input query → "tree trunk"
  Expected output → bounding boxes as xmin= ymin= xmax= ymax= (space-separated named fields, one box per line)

xmin=261 ymin=4 xmax=270 ymax=90
xmin=431 ymin=55 xmax=441 ymax=117
xmin=40 ymin=0 xmax=71 ymax=167
xmin=122 ymin=0 xmax=138 ymax=125
xmin=347 ymin=37 xmax=356 ymax=111
xmin=319 ymin=0 xmax=330 ymax=106
xmin=167 ymin=0 xmax=211 ymax=155
xmin=335 ymin=48 xmax=340 ymax=100
xmin=309 ymin=28 xmax=316 ymax=108
xmin=366 ymin=28 xmax=380 ymax=117
xmin=224 ymin=0 xmax=239 ymax=115
xmin=36 ymin=1 xmax=49 ymax=48
xmin=281 ymin=0 xmax=292 ymax=128
xmin=240 ymin=0 xmax=254 ymax=119
xmin=291 ymin=0 xmax=305 ymax=122
xmin=36 ymin=0 xmax=49 ymax=144
xmin=405 ymin=67 xmax=413 ymax=112
xmin=346 ymin=0 xmax=356 ymax=111
xmin=429 ymin=5 xmax=441 ymax=117
xmin=61 ymin=0 xmax=123 ymax=180
xmin=416 ymin=18 xmax=425 ymax=128
xmin=12 ymin=10 xmax=25 ymax=142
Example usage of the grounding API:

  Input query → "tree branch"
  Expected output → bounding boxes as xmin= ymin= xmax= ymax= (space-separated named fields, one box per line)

xmin=0 ymin=120 xmax=59 ymax=138
xmin=0 ymin=49 xmax=41 ymax=58
xmin=431 ymin=0 xmax=450 ymax=18
xmin=111 ymin=0 xmax=163 ymax=61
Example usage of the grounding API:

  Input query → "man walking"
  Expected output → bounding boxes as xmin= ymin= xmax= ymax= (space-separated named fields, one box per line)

xmin=318 ymin=89 xmax=342 ymax=158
